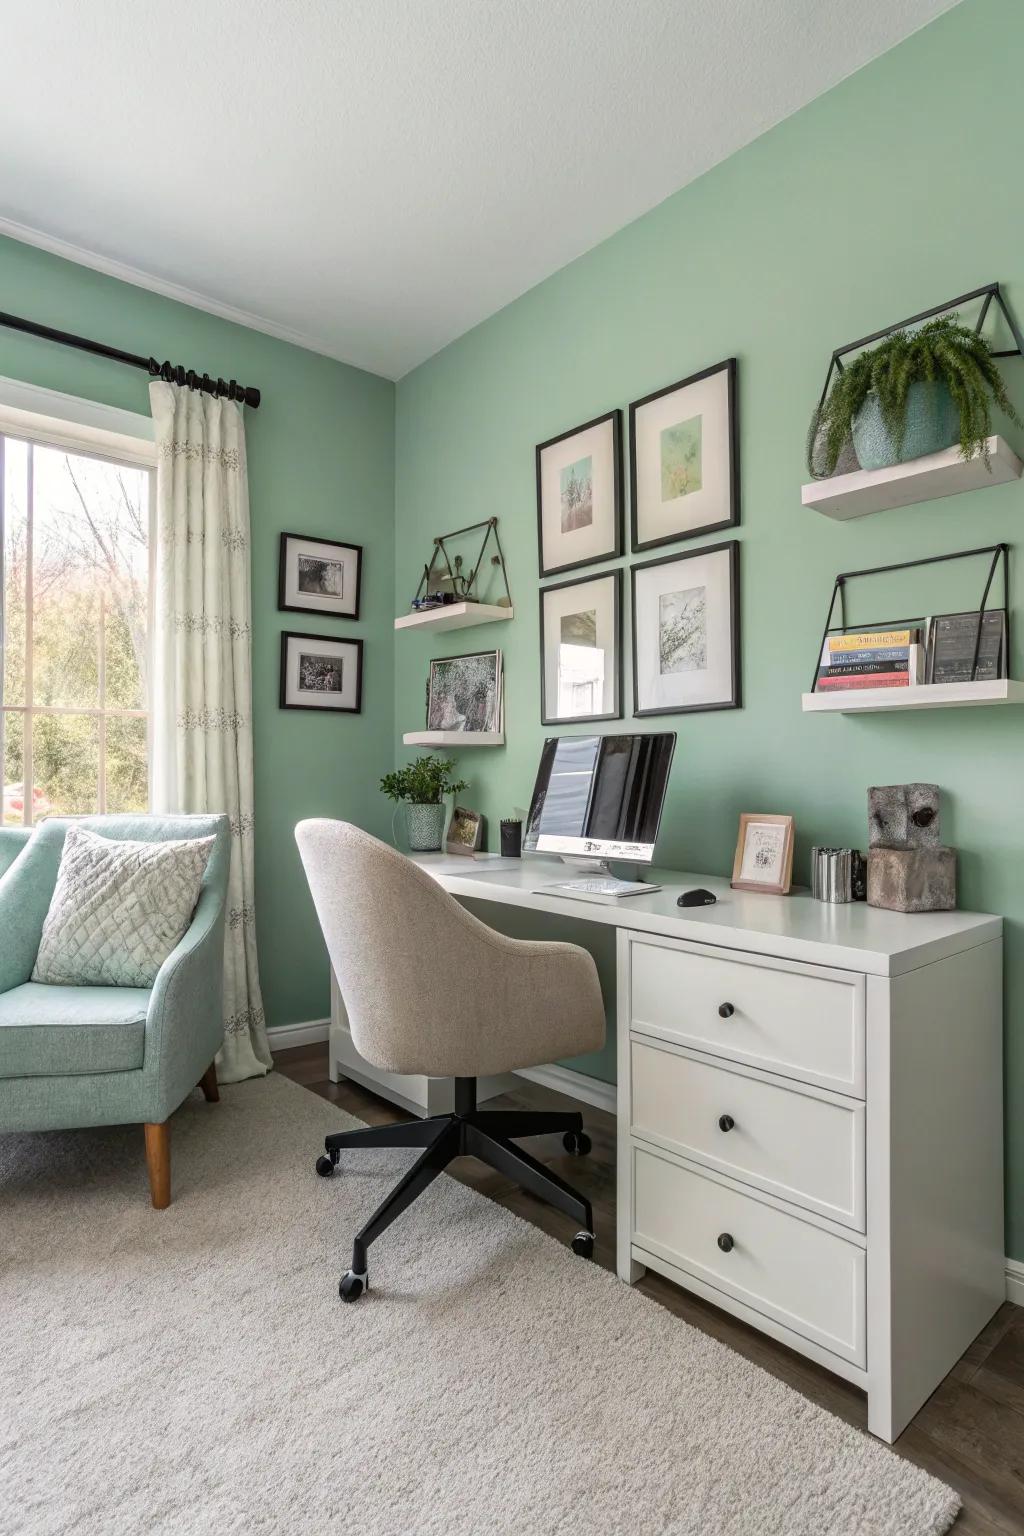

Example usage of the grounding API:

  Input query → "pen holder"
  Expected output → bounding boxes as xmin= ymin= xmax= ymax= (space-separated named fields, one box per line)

xmin=500 ymin=819 xmax=523 ymax=858
xmin=810 ymin=847 xmax=867 ymax=903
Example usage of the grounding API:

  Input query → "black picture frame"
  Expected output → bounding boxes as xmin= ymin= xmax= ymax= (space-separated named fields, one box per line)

xmin=278 ymin=531 xmax=363 ymax=620
xmin=539 ymin=568 xmax=623 ymax=726
xmin=279 ymin=631 xmax=364 ymax=714
xmin=629 ymin=357 xmax=739 ymax=553
xmin=535 ymin=408 xmax=623 ymax=578
xmin=630 ymin=539 xmax=741 ymax=716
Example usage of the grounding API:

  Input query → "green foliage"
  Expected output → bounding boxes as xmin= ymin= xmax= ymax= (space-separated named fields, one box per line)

xmin=379 ymin=754 xmax=467 ymax=805
xmin=816 ymin=316 xmax=1020 ymax=475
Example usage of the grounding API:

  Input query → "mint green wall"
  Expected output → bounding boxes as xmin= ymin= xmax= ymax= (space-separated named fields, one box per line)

xmin=0 ymin=234 xmax=395 ymax=1032
xmin=395 ymin=0 xmax=1024 ymax=1256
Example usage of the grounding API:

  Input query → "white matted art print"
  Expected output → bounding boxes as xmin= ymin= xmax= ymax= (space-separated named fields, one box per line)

xmin=536 ymin=410 xmax=622 ymax=577
xmin=631 ymin=541 xmax=740 ymax=715
xmin=278 ymin=532 xmax=362 ymax=619
xmin=540 ymin=569 xmax=621 ymax=725
xmin=280 ymin=632 xmax=363 ymax=713
xmin=731 ymin=814 xmax=794 ymax=895
xmin=630 ymin=359 xmax=738 ymax=551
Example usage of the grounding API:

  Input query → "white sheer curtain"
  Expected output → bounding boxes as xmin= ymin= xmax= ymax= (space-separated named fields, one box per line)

xmin=149 ymin=381 xmax=272 ymax=1084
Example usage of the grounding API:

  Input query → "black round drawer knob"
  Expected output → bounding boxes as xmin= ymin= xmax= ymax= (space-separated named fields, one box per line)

xmin=717 ymin=1232 xmax=734 ymax=1253
xmin=718 ymin=1002 xmax=735 ymax=1019
xmin=718 ymin=1114 xmax=735 ymax=1133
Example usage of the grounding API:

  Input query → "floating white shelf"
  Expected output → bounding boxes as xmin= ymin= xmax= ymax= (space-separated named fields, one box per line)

xmin=402 ymin=730 xmax=505 ymax=747
xmin=394 ymin=602 xmax=513 ymax=633
xmin=802 ymin=679 xmax=1024 ymax=714
xmin=802 ymin=436 xmax=1022 ymax=521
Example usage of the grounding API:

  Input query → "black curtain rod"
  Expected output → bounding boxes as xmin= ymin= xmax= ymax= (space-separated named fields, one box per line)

xmin=0 ymin=308 xmax=261 ymax=409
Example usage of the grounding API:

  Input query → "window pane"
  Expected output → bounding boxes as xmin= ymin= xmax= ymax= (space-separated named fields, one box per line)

xmin=105 ymin=715 xmax=148 ymax=814
xmin=2 ymin=710 xmax=26 ymax=825
xmin=31 ymin=446 xmax=150 ymax=711
xmin=2 ymin=439 xmax=28 ymax=707
xmin=33 ymin=712 xmax=99 ymax=818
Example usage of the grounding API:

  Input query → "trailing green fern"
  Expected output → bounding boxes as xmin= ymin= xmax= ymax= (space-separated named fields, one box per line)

xmin=816 ymin=316 xmax=1019 ymax=476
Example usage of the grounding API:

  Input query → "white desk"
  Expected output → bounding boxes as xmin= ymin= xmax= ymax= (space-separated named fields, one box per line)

xmin=328 ymin=851 xmax=1004 ymax=1442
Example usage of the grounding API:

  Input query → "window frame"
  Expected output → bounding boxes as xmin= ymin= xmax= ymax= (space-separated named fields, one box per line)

xmin=0 ymin=397 xmax=157 ymax=828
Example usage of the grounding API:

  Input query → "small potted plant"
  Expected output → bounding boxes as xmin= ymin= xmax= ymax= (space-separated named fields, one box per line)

xmin=814 ymin=316 xmax=1019 ymax=475
xmin=379 ymin=754 xmax=468 ymax=852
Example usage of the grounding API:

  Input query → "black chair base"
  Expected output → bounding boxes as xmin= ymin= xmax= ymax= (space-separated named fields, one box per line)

xmin=315 ymin=1077 xmax=595 ymax=1301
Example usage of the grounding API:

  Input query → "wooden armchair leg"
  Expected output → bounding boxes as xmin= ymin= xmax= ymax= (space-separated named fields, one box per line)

xmin=144 ymin=1121 xmax=171 ymax=1209
xmin=199 ymin=1061 xmax=219 ymax=1103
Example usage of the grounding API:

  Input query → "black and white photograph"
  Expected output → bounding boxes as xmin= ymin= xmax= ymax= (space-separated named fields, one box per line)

xmin=278 ymin=532 xmax=362 ymax=619
xmin=280 ymin=631 xmax=363 ymax=712
xmin=631 ymin=540 xmax=740 ymax=715
xmin=540 ymin=569 xmax=622 ymax=725
xmin=536 ymin=410 xmax=622 ymax=577
xmin=426 ymin=650 xmax=502 ymax=733
xmin=630 ymin=358 xmax=738 ymax=551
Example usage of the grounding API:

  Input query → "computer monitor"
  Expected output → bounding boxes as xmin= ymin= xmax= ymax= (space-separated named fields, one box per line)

xmin=524 ymin=733 xmax=676 ymax=866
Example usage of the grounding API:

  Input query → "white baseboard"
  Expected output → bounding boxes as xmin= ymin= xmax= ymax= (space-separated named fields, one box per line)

xmin=1006 ymin=1257 xmax=1024 ymax=1306
xmin=514 ymin=1062 xmax=617 ymax=1116
xmin=267 ymin=1019 xmax=330 ymax=1052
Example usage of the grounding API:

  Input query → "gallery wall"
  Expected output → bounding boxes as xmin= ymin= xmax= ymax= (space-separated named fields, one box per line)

xmin=395 ymin=0 xmax=1024 ymax=1256
xmin=0 ymin=232 xmax=396 ymax=1033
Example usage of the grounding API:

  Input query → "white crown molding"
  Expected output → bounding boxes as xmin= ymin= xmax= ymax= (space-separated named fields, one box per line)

xmin=0 ymin=215 xmax=352 ymax=371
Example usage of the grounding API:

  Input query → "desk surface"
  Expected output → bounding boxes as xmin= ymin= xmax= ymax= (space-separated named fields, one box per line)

xmin=412 ymin=853 xmax=1001 ymax=977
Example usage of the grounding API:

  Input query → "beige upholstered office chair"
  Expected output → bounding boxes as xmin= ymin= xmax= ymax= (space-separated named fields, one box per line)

xmin=295 ymin=819 xmax=606 ymax=1301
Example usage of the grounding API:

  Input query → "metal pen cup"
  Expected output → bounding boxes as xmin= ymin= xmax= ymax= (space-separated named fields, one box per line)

xmin=810 ymin=847 xmax=867 ymax=903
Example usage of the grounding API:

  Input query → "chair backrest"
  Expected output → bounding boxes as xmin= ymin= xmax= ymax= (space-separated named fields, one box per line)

xmin=296 ymin=818 xmax=515 ymax=1076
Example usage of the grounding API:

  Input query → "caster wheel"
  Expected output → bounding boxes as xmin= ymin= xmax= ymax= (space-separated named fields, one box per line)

xmin=563 ymin=1130 xmax=592 ymax=1157
xmin=339 ymin=1270 xmax=367 ymax=1302
xmin=315 ymin=1154 xmax=336 ymax=1178
xmin=571 ymin=1231 xmax=595 ymax=1259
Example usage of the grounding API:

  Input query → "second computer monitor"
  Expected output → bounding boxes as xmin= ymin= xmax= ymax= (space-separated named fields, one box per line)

xmin=524 ymin=732 xmax=676 ymax=864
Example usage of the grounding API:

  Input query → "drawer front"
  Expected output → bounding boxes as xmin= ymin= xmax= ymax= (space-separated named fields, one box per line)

xmin=630 ymin=1039 xmax=864 ymax=1229
xmin=632 ymin=1146 xmax=866 ymax=1366
xmin=629 ymin=937 xmax=864 ymax=1096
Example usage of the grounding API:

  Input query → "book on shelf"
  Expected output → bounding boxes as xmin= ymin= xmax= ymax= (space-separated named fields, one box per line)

xmin=925 ymin=610 xmax=1006 ymax=684
xmin=828 ymin=628 xmax=921 ymax=654
xmin=817 ymin=641 xmax=923 ymax=692
xmin=816 ymin=672 xmax=911 ymax=691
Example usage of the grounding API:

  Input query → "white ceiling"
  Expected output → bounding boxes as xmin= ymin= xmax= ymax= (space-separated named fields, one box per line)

xmin=0 ymin=0 xmax=957 ymax=380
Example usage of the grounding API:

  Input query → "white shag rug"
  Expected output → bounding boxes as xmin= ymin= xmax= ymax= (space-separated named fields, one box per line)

xmin=0 ymin=1073 xmax=959 ymax=1536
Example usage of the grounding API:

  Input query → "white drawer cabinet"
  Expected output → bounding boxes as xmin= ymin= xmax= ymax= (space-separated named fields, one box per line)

xmin=617 ymin=925 xmax=1004 ymax=1443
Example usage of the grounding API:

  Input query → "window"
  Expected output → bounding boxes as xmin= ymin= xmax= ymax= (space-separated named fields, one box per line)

xmin=1 ymin=434 xmax=153 ymax=826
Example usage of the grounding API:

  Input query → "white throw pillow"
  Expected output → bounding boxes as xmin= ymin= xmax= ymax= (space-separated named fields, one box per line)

xmin=32 ymin=825 xmax=215 ymax=989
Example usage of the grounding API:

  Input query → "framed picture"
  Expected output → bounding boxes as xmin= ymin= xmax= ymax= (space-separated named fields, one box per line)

xmin=536 ymin=409 xmax=623 ymax=577
xmin=427 ymin=650 xmax=502 ymax=733
xmin=631 ymin=540 xmax=740 ymax=716
xmin=629 ymin=358 xmax=738 ymax=551
xmin=280 ymin=632 xmax=363 ymax=713
xmin=731 ymin=814 xmax=794 ymax=895
xmin=278 ymin=532 xmax=362 ymax=620
xmin=540 ymin=569 xmax=621 ymax=725
xmin=926 ymin=609 xmax=1007 ymax=684
xmin=446 ymin=806 xmax=485 ymax=855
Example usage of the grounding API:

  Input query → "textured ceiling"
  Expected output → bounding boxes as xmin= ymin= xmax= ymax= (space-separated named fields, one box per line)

xmin=0 ymin=0 xmax=957 ymax=378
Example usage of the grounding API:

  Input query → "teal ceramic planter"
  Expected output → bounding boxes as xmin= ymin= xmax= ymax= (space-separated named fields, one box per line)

xmin=407 ymin=802 xmax=446 ymax=852
xmin=852 ymin=380 xmax=960 ymax=471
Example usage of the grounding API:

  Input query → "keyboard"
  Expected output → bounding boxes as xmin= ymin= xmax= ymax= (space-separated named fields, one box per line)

xmin=539 ymin=876 xmax=661 ymax=899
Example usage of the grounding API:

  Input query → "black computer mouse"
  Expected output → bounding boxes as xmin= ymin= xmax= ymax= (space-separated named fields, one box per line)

xmin=677 ymin=888 xmax=717 ymax=907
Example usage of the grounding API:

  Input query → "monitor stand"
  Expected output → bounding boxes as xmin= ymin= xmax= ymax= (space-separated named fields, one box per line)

xmin=558 ymin=854 xmax=616 ymax=877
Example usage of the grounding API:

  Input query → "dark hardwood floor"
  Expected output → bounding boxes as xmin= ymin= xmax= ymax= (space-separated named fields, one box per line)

xmin=278 ymin=1044 xmax=1024 ymax=1535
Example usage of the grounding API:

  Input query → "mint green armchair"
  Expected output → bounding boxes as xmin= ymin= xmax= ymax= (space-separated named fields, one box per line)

xmin=0 ymin=814 xmax=230 ymax=1208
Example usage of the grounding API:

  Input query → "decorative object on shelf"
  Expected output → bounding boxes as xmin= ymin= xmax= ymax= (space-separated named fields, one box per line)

xmin=808 ymin=284 xmax=1024 ymax=479
xmin=629 ymin=358 xmax=738 ymax=551
xmin=446 ymin=806 xmax=485 ymax=855
xmin=810 ymin=847 xmax=866 ymax=903
xmin=279 ymin=632 xmax=363 ymax=713
xmin=535 ymin=409 xmax=622 ymax=577
xmin=867 ymin=783 xmax=956 ymax=914
xmin=278 ymin=533 xmax=362 ymax=619
xmin=927 ymin=609 xmax=1006 ymax=684
xmin=731 ymin=813 xmax=794 ymax=896
xmin=379 ymin=755 xmax=468 ymax=853
xmin=500 ymin=819 xmax=523 ymax=858
xmin=409 ymin=517 xmax=511 ymax=614
xmin=426 ymin=649 xmax=502 ymax=734
xmin=540 ymin=569 xmax=621 ymax=725
xmin=808 ymin=542 xmax=1011 ymax=697
xmin=816 ymin=627 xmax=924 ymax=693
xmin=631 ymin=540 xmax=740 ymax=716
